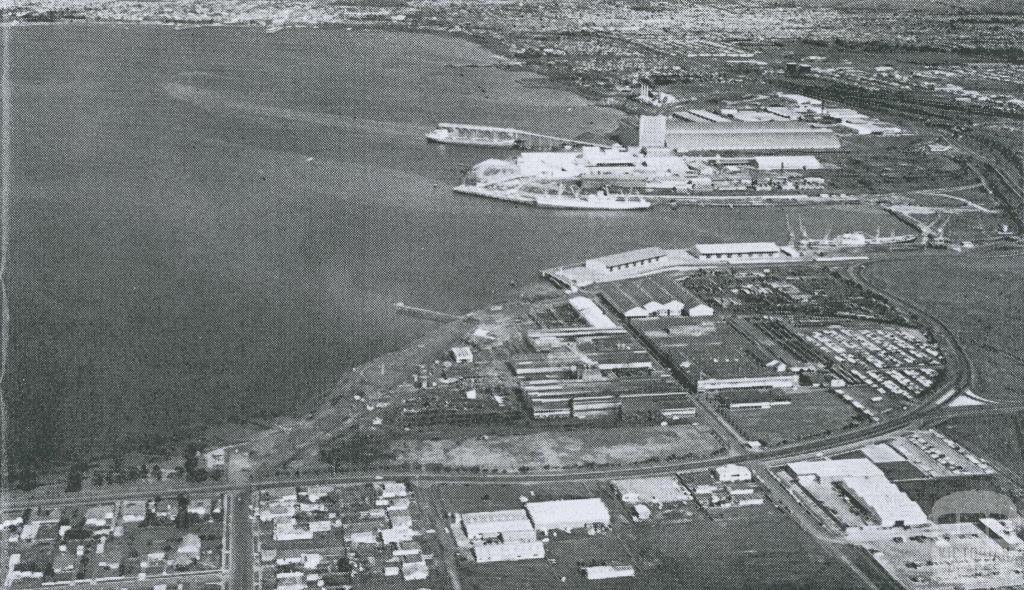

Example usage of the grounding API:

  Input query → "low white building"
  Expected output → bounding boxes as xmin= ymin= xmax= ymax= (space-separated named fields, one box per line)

xmin=473 ymin=541 xmax=545 ymax=563
xmin=583 ymin=563 xmax=635 ymax=580
xmin=450 ymin=346 xmax=474 ymax=364
xmin=715 ymin=464 xmax=752 ymax=483
xmin=612 ymin=477 xmax=690 ymax=506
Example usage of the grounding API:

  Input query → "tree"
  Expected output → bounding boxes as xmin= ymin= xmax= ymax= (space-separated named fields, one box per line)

xmin=65 ymin=465 xmax=85 ymax=493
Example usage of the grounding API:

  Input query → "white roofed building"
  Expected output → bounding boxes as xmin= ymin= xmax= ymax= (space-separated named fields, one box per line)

xmin=836 ymin=477 xmax=928 ymax=527
xmin=612 ymin=477 xmax=690 ymax=506
xmin=460 ymin=509 xmax=534 ymax=540
xmin=715 ymin=464 xmax=753 ymax=483
xmin=692 ymin=242 xmax=782 ymax=260
xmin=787 ymin=458 xmax=885 ymax=481
xmin=473 ymin=541 xmax=545 ymax=563
xmin=584 ymin=248 xmax=668 ymax=274
xmin=568 ymin=296 xmax=618 ymax=330
xmin=583 ymin=563 xmax=635 ymax=580
xmin=526 ymin=498 xmax=611 ymax=533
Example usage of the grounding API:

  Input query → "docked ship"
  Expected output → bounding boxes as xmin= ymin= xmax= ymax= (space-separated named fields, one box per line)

xmin=452 ymin=184 xmax=534 ymax=205
xmin=426 ymin=124 xmax=519 ymax=148
xmin=532 ymin=186 xmax=652 ymax=210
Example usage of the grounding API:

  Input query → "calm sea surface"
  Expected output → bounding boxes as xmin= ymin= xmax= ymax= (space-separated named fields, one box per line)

xmin=6 ymin=23 xmax=905 ymax=464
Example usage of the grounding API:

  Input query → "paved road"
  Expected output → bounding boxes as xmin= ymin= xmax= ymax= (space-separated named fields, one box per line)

xmin=226 ymin=489 xmax=255 ymax=590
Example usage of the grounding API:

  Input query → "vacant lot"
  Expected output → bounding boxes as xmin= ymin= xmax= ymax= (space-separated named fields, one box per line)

xmin=395 ymin=423 xmax=724 ymax=469
xmin=727 ymin=389 xmax=863 ymax=447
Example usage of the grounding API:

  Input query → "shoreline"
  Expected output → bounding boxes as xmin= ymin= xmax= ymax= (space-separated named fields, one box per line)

xmin=3 ymin=19 xmax=630 ymax=485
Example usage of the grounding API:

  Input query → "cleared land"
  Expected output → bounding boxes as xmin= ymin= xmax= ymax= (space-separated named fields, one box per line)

xmin=394 ymin=423 xmax=724 ymax=469
xmin=726 ymin=389 xmax=863 ymax=447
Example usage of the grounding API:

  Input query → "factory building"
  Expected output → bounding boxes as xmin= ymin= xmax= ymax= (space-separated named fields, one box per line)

xmin=612 ymin=476 xmax=691 ymax=506
xmin=460 ymin=509 xmax=535 ymax=541
xmin=600 ymin=275 xmax=714 ymax=320
xmin=525 ymin=498 xmax=611 ymax=533
xmin=636 ymin=115 xmax=841 ymax=152
xmin=836 ymin=477 xmax=929 ymax=528
xmin=568 ymin=296 xmax=619 ymax=329
xmin=979 ymin=518 xmax=1024 ymax=550
xmin=697 ymin=372 xmax=799 ymax=393
xmin=473 ymin=540 xmax=546 ymax=563
xmin=788 ymin=458 xmax=929 ymax=528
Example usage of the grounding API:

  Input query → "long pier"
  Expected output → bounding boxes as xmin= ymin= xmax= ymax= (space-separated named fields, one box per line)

xmin=429 ymin=123 xmax=611 ymax=150
xmin=395 ymin=302 xmax=461 ymax=322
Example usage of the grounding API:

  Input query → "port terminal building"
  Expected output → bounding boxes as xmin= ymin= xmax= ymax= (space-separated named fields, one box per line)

xmin=635 ymin=115 xmax=842 ymax=152
xmin=545 ymin=241 xmax=808 ymax=289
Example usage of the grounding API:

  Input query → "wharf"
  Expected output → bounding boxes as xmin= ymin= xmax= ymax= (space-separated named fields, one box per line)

xmin=395 ymin=302 xmax=461 ymax=322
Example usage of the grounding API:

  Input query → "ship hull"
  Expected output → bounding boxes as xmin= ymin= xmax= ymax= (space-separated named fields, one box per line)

xmin=534 ymin=196 xmax=652 ymax=210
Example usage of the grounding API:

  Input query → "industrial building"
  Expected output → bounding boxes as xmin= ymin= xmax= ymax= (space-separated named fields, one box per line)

xmin=718 ymin=387 xmax=794 ymax=410
xmin=837 ymin=477 xmax=929 ymax=528
xmin=612 ymin=476 xmax=691 ymax=506
xmin=583 ymin=563 xmax=635 ymax=580
xmin=715 ymin=464 xmax=752 ymax=483
xmin=787 ymin=458 xmax=929 ymax=529
xmin=636 ymin=115 xmax=842 ymax=152
xmin=460 ymin=509 xmax=535 ymax=541
xmin=525 ymin=498 xmax=611 ymax=533
xmin=512 ymin=319 xmax=690 ymax=422
xmin=568 ymin=296 xmax=619 ymax=329
xmin=600 ymin=275 xmax=714 ymax=319
xmin=978 ymin=518 xmax=1024 ymax=550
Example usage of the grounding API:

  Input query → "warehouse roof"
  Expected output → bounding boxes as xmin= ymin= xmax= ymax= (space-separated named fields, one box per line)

xmin=693 ymin=242 xmax=781 ymax=256
xmin=568 ymin=296 xmax=618 ymax=330
xmin=666 ymin=120 xmax=831 ymax=134
xmin=461 ymin=509 xmax=534 ymax=536
xmin=838 ymin=476 xmax=928 ymax=526
xmin=589 ymin=247 xmax=667 ymax=268
xmin=612 ymin=476 xmax=690 ymax=504
xmin=526 ymin=498 xmax=610 ymax=529
xmin=787 ymin=458 xmax=885 ymax=481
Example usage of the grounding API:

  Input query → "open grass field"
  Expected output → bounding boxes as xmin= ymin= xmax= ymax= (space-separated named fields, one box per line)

xmin=726 ymin=389 xmax=863 ymax=447
xmin=865 ymin=249 xmax=1024 ymax=403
